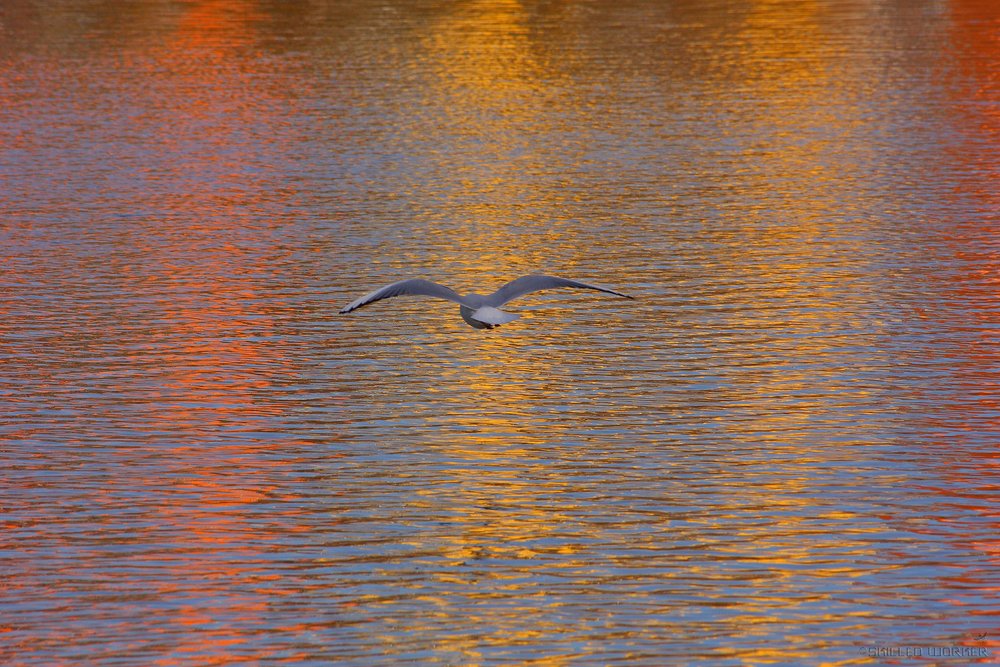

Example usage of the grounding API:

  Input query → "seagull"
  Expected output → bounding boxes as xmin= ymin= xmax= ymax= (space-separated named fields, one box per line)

xmin=339 ymin=274 xmax=634 ymax=329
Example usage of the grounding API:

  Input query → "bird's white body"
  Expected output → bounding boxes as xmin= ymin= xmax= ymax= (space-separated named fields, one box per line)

xmin=339 ymin=275 xmax=633 ymax=329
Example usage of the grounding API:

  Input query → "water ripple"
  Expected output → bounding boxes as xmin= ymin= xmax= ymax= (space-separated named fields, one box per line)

xmin=2 ymin=0 xmax=998 ymax=665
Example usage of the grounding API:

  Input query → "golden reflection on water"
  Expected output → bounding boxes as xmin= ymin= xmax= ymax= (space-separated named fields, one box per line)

xmin=410 ymin=0 xmax=586 ymax=280
xmin=353 ymin=4 xmax=994 ymax=662
xmin=689 ymin=1 xmax=897 ymax=452
xmin=411 ymin=0 xmax=576 ymax=454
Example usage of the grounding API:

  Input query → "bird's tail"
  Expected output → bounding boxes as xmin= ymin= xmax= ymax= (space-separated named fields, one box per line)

xmin=470 ymin=306 xmax=520 ymax=326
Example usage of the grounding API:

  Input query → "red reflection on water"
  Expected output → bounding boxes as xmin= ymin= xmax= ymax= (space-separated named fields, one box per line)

xmin=114 ymin=2 xmax=310 ymax=662
xmin=909 ymin=3 xmax=1000 ymax=648
xmin=951 ymin=0 xmax=1000 ymax=141
xmin=175 ymin=0 xmax=266 ymax=52
xmin=940 ymin=0 xmax=1000 ymax=424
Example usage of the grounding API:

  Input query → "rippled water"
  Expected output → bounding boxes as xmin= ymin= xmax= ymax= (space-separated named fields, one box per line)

xmin=2 ymin=1 xmax=998 ymax=664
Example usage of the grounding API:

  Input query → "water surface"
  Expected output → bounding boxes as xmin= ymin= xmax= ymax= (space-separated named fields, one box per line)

xmin=1 ymin=1 xmax=998 ymax=665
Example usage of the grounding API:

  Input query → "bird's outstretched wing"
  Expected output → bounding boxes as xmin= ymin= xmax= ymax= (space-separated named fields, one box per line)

xmin=486 ymin=275 xmax=634 ymax=307
xmin=339 ymin=278 xmax=469 ymax=314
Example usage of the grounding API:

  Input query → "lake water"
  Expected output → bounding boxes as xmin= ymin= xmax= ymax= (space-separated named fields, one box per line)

xmin=1 ymin=0 xmax=997 ymax=665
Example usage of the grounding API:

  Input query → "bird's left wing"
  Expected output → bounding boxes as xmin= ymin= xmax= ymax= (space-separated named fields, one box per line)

xmin=339 ymin=278 xmax=469 ymax=314
xmin=486 ymin=274 xmax=633 ymax=307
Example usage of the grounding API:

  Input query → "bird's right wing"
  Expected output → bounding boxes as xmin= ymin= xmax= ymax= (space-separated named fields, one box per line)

xmin=339 ymin=278 xmax=469 ymax=314
xmin=486 ymin=274 xmax=634 ymax=307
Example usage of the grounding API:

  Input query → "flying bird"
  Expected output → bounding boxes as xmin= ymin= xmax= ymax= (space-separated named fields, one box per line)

xmin=339 ymin=274 xmax=634 ymax=329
